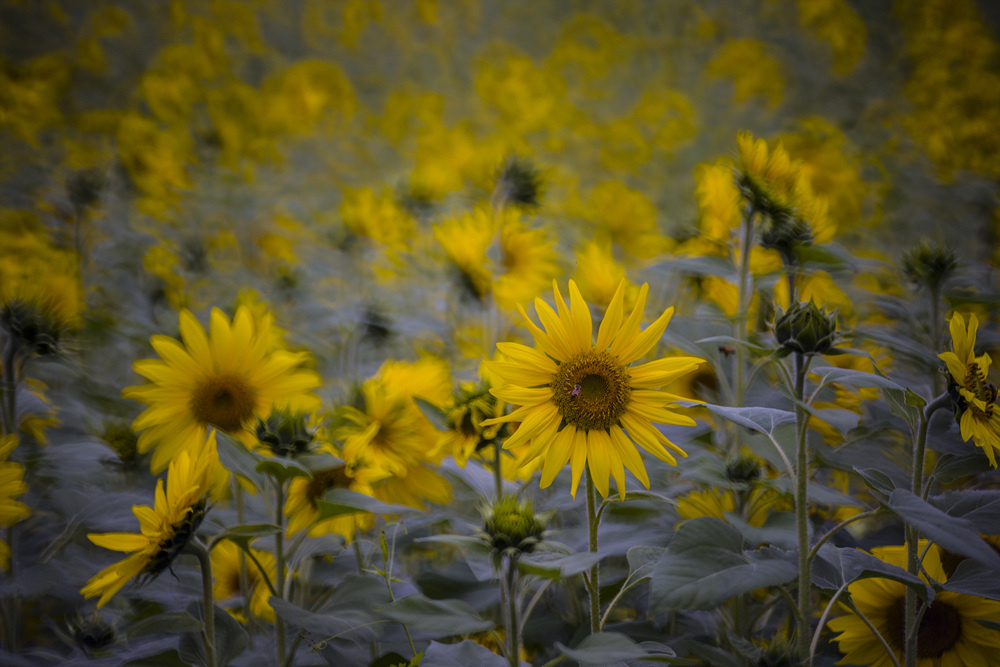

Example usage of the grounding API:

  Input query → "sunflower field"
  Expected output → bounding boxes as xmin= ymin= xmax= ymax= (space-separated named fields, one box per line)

xmin=4 ymin=1 xmax=1000 ymax=665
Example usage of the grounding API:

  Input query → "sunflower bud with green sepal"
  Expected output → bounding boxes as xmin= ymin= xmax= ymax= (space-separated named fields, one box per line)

xmin=256 ymin=409 xmax=314 ymax=457
xmin=483 ymin=495 xmax=544 ymax=560
xmin=773 ymin=300 xmax=839 ymax=357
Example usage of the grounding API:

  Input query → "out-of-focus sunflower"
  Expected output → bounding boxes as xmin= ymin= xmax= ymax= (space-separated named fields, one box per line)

xmin=81 ymin=434 xmax=217 ymax=608
xmin=335 ymin=357 xmax=453 ymax=509
xmin=211 ymin=539 xmax=276 ymax=623
xmin=939 ymin=312 xmax=1000 ymax=466
xmin=829 ymin=542 xmax=1000 ymax=666
xmin=438 ymin=382 xmax=505 ymax=467
xmin=124 ymin=306 xmax=321 ymax=475
xmin=492 ymin=218 xmax=561 ymax=311
xmin=483 ymin=280 xmax=702 ymax=499
xmin=0 ymin=435 xmax=29 ymax=571
xmin=284 ymin=443 xmax=386 ymax=542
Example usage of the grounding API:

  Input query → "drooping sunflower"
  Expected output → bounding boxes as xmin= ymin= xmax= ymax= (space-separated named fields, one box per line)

xmin=938 ymin=312 xmax=1000 ymax=466
xmin=483 ymin=279 xmax=702 ymax=499
xmin=828 ymin=542 xmax=1000 ymax=666
xmin=211 ymin=539 xmax=276 ymax=624
xmin=0 ymin=435 xmax=29 ymax=570
xmin=81 ymin=434 xmax=217 ymax=608
xmin=124 ymin=305 xmax=321 ymax=474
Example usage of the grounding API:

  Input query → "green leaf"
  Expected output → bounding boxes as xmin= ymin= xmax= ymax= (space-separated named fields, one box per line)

xmin=883 ymin=387 xmax=926 ymax=433
xmin=943 ymin=560 xmax=1000 ymax=601
xmin=516 ymin=551 xmax=602 ymax=581
xmin=854 ymin=467 xmax=896 ymax=495
xmin=380 ymin=594 xmax=493 ymax=636
xmin=697 ymin=403 xmax=796 ymax=436
xmin=887 ymin=489 xmax=1000 ymax=570
xmin=271 ymin=597 xmax=383 ymax=645
xmin=812 ymin=544 xmax=933 ymax=602
xmin=420 ymin=640 xmax=510 ymax=666
xmin=627 ymin=545 xmax=666 ymax=580
xmin=209 ymin=523 xmax=281 ymax=551
xmin=809 ymin=366 xmax=903 ymax=391
xmin=932 ymin=491 xmax=1000 ymax=534
xmin=414 ymin=397 xmax=450 ymax=432
xmin=216 ymin=431 xmax=267 ymax=492
xmin=256 ymin=456 xmax=312 ymax=484
xmin=179 ymin=603 xmax=249 ymax=666
xmin=695 ymin=335 xmax=772 ymax=354
xmin=556 ymin=632 xmax=676 ymax=664
xmin=127 ymin=611 xmax=202 ymax=641
xmin=929 ymin=453 xmax=992 ymax=484
xmin=316 ymin=487 xmax=417 ymax=519
xmin=649 ymin=518 xmax=798 ymax=611
xmin=297 ymin=450 xmax=345 ymax=473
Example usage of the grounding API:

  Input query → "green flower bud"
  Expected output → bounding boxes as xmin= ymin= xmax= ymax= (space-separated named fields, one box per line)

xmin=759 ymin=213 xmax=813 ymax=266
xmin=725 ymin=455 xmax=762 ymax=484
xmin=491 ymin=156 xmax=543 ymax=211
xmin=901 ymin=240 xmax=956 ymax=293
xmin=484 ymin=495 xmax=544 ymax=558
xmin=256 ymin=409 xmax=314 ymax=457
xmin=773 ymin=300 xmax=839 ymax=356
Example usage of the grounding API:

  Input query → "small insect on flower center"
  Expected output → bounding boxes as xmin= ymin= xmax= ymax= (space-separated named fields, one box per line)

xmin=551 ymin=350 xmax=631 ymax=432
xmin=190 ymin=373 xmax=258 ymax=433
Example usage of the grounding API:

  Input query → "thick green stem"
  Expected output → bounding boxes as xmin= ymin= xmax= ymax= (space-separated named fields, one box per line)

xmin=794 ymin=352 xmax=813 ymax=665
xmin=733 ymin=205 xmax=757 ymax=409
xmin=274 ymin=481 xmax=287 ymax=666
xmin=585 ymin=468 xmax=600 ymax=634
xmin=505 ymin=555 xmax=520 ymax=667
xmin=905 ymin=392 xmax=950 ymax=667
xmin=188 ymin=540 xmax=216 ymax=667
xmin=494 ymin=441 xmax=504 ymax=500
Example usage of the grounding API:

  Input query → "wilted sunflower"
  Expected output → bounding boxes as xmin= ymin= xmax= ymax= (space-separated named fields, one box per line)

xmin=938 ymin=312 xmax=1000 ymax=466
xmin=124 ymin=306 xmax=321 ymax=474
xmin=211 ymin=539 xmax=276 ymax=624
xmin=81 ymin=434 xmax=217 ymax=608
xmin=829 ymin=542 xmax=1000 ymax=666
xmin=483 ymin=280 xmax=702 ymax=499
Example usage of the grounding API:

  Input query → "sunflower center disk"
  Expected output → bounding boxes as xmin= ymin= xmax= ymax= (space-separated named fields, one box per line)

xmin=190 ymin=373 xmax=258 ymax=433
xmin=307 ymin=467 xmax=352 ymax=509
xmin=886 ymin=596 xmax=962 ymax=658
xmin=551 ymin=350 xmax=631 ymax=432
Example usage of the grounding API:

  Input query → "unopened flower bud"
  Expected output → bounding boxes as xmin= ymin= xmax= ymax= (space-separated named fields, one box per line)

xmin=256 ymin=410 xmax=314 ymax=457
xmin=484 ymin=495 xmax=544 ymax=558
xmin=773 ymin=300 xmax=839 ymax=356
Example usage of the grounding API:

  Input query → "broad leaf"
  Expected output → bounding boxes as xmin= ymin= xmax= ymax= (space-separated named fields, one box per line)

xmin=698 ymin=403 xmax=796 ymax=436
xmin=556 ymin=632 xmax=676 ymax=664
xmin=649 ymin=518 xmax=798 ymax=611
xmin=256 ymin=456 xmax=312 ymax=484
xmin=810 ymin=367 xmax=903 ymax=391
xmin=812 ymin=544 xmax=932 ymax=602
xmin=316 ymin=488 xmax=416 ymax=519
xmin=420 ymin=640 xmax=511 ymax=667
xmin=943 ymin=559 xmax=1000 ymax=601
xmin=931 ymin=491 xmax=1000 ymax=534
xmin=380 ymin=594 xmax=493 ymax=636
xmin=883 ymin=387 xmax=926 ymax=433
xmin=127 ymin=611 xmax=202 ymax=640
xmin=209 ymin=523 xmax=281 ymax=551
xmin=179 ymin=603 xmax=248 ymax=667
xmin=216 ymin=432 xmax=266 ymax=491
xmin=887 ymin=489 xmax=1000 ymax=570
xmin=854 ymin=467 xmax=896 ymax=495
xmin=516 ymin=551 xmax=603 ymax=581
xmin=271 ymin=597 xmax=382 ymax=645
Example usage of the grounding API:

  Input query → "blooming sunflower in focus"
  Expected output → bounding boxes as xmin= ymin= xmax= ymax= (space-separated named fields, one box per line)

xmin=483 ymin=280 xmax=702 ymax=499
xmin=829 ymin=542 xmax=1000 ymax=666
xmin=211 ymin=539 xmax=276 ymax=624
xmin=938 ymin=312 xmax=1000 ymax=466
xmin=81 ymin=434 xmax=217 ymax=608
xmin=124 ymin=306 xmax=321 ymax=474
xmin=0 ymin=435 xmax=29 ymax=570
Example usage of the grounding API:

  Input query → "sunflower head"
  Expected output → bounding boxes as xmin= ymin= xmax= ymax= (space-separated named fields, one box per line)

xmin=483 ymin=495 xmax=545 ymax=559
xmin=491 ymin=155 xmax=543 ymax=212
xmin=1 ymin=297 xmax=68 ymax=358
xmin=139 ymin=497 xmax=208 ymax=585
xmin=735 ymin=131 xmax=803 ymax=218
xmin=759 ymin=212 xmax=814 ymax=266
xmin=773 ymin=300 xmax=839 ymax=357
xmin=902 ymin=240 xmax=956 ymax=293
xmin=65 ymin=611 xmax=117 ymax=656
xmin=256 ymin=409 xmax=315 ymax=458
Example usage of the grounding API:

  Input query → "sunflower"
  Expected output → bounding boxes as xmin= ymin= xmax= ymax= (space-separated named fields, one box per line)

xmin=0 ymin=435 xmax=29 ymax=571
xmin=437 ymin=382 xmax=505 ymax=467
xmin=283 ymin=442 xmax=386 ymax=542
xmin=124 ymin=305 xmax=322 ymax=474
xmin=828 ymin=542 xmax=1000 ymax=666
xmin=938 ymin=312 xmax=1000 ymax=466
xmin=211 ymin=539 xmax=276 ymax=623
xmin=482 ymin=279 xmax=702 ymax=499
xmin=81 ymin=434 xmax=217 ymax=608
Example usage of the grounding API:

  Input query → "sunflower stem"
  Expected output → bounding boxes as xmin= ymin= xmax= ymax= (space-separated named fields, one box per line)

xmin=904 ymin=392 xmax=950 ymax=667
xmin=733 ymin=203 xmax=757 ymax=411
xmin=504 ymin=554 xmax=521 ymax=667
xmin=585 ymin=468 xmax=601 ymax=634
xmin=494 ymin=441 xmax=504 ymax=500
xmin=188 ymin=539 xmax=217 ymax=667
xmin=793 ymin=351 xmax=813 ymax=665
xmin=274 ymin=480 xmax=287 ymax=666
